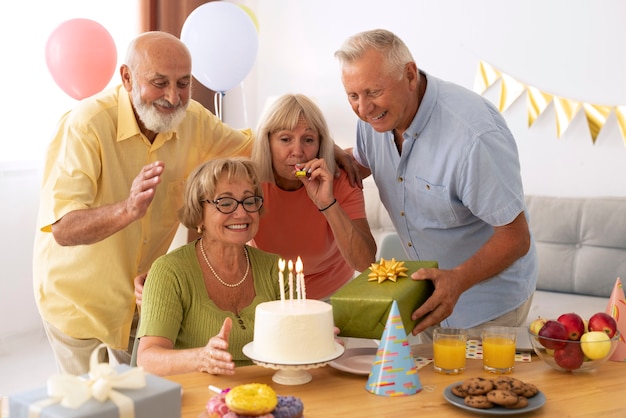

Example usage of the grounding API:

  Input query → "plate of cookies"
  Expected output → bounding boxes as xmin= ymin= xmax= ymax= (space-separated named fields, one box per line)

xmin=444 ymin=376 xmax=546 ymax=415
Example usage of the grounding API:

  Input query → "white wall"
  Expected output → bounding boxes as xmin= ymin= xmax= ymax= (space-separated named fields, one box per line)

xmin=0 ymin=163 xmax=42 ymax=340
xmin=2 ymin=0 xmax=625 ymax=343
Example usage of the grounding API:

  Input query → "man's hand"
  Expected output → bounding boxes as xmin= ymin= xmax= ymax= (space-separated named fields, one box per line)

xmin=333 ymin=144 xmax=364 ymax=188
xmin=409 ymin=268 xmax=466 ymax=335
xmin=126 ymin=161 xmax=165 ymax=220
xmin=408 ymin=212 xmax=532 ymax=335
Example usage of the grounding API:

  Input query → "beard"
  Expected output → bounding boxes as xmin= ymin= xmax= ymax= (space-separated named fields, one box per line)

xmin=131 ymin=82 xmax=189 ymax=133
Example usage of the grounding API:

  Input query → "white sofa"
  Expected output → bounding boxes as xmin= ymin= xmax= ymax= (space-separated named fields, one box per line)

xmin=362 ymin=178 xmax=626 ymax=326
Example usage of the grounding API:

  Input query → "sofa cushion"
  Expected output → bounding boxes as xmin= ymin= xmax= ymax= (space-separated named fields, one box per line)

xmin=525 ymin=195 xmax=626 ymax=298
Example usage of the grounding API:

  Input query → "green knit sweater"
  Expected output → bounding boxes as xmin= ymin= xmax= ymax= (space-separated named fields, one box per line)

xmin=137 ymin=241 xmax=281 ymax=366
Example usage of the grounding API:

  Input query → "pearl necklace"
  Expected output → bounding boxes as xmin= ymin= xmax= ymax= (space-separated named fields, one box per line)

xmin=199 ymin=238 xmax=250 ymax=288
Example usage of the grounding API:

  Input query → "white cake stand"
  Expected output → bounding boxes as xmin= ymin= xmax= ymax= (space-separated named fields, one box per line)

xmin=242 ymin=342 xmax=345 ymax=385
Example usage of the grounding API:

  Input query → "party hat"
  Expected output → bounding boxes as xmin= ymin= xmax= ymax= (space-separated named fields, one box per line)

xmin=606 ymin=277 xmax=626 ymax=361
xmin=366 ymin=300 xmax=422 ymax=396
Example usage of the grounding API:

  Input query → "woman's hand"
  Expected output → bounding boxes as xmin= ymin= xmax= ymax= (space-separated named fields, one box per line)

xmin=295 ymin=158 xmax=335 ymax=210
xmin=200 ymin=318 xmax=236 ymax=375
xmin=334 ymin=326 xmax=345 ymax=346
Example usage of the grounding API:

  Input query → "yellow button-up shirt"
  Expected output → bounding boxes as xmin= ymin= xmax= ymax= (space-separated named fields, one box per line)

xmin=33 ymin=86 xmax=252 ymax=349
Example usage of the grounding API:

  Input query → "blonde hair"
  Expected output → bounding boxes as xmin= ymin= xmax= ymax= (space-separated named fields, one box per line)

xmin=178 ymin=158 xmax=264 ymax=229
xmin=334 ymin=29 xmax=415 ymax=80
xmin=252 ymin=94 xmax=336 ymax=183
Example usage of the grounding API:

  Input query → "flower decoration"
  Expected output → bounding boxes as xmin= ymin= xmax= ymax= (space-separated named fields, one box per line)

xmin=368 ymin=258 xmax=409 ymax=283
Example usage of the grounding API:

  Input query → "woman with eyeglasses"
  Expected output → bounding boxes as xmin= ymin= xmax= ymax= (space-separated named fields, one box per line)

xmin=135 ymin=157 xmax=282 ymax=376
xmin=251 ymin=94 xmax=377 ymax=300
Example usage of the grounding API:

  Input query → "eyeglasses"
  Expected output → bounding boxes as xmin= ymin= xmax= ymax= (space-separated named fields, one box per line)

xmin=203 ymin=196 xmax=264 ymax=214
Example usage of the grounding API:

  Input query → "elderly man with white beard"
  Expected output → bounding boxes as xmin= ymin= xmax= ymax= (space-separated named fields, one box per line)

xmin=32 ymin=31 xmax=256 ymax=375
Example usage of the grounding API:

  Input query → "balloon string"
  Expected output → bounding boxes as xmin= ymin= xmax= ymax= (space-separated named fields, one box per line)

xmin=214 ymin=91 xmax=224 ymax=121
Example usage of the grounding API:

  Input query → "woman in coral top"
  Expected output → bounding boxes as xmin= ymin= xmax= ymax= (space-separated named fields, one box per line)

xmin=251 ymin=94 xmax=377 ymax=300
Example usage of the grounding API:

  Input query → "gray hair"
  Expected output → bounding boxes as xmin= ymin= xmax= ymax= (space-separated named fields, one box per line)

xmin=334 ymin=29 xmax=415 ymax=79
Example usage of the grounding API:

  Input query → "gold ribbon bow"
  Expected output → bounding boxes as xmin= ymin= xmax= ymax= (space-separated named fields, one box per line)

xmin=367 ymin=258 xmax=409 ymax=283
xmin=28 ymin=343 xmax=146 ymax=418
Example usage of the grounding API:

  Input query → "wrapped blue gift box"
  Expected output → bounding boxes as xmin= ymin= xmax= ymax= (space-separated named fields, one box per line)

xmin=9 ymin=365 xmax=181 ymax=418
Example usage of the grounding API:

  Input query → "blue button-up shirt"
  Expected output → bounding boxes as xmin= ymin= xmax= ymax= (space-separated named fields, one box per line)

xmin=354 ymin=72 xmax=537 ymax=328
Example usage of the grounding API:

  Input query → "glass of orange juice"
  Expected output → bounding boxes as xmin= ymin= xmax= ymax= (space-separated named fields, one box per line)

xmin=433 ymin=327 xmax=467 ymax=374
xmin=481 ymin=326 xmax=516 ymax=374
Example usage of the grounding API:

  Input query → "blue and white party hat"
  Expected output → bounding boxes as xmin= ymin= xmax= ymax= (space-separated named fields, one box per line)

xmin=366 ymin=300 xmax=422 ymax=396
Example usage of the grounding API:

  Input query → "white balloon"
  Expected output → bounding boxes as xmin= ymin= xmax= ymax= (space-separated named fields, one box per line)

xmin=181 ymin=2 xmax=258 ymax=92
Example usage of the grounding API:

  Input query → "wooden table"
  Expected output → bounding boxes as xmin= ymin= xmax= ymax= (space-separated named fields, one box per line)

xmin=167 ymin=346 xmax=625 ymax=417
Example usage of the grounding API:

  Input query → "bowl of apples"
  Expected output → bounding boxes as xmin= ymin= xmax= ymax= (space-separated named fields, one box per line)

xmin=528 ymin=312 xmax=620 ymax=372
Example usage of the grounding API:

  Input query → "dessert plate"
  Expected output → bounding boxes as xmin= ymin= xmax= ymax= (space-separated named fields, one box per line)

xmin=328 ymin=347 xmax=377 ymax=375
xmin=443 ymin=382 xmax=546 ymax=415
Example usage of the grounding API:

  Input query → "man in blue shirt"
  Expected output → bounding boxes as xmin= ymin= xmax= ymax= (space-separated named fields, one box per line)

xmin=335 ymin=29 xmax=538 ymax=340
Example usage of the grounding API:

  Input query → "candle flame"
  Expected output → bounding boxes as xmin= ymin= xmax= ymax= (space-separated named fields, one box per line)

xmin=295 ymin=256 xmax=303 ymax=273
xmin=288 ymin=259 xmax=294 ymax=272
xmin=278 ymin=258 xmax=285 ymax=272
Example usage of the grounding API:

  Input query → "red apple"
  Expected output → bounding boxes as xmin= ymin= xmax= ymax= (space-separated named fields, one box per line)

xmin=538 ymin=320 xmax=568 ymax=349
xmin=588 ymin=312 xmax=618 ymax=338
xmin=554 ymin=342 xmax=584 ymax=370
xmin=557 ymin=312 xmax=585 ymax=341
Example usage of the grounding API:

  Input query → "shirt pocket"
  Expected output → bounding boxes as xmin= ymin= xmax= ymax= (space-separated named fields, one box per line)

xmin=413 ymin=176 xmax=457 ymax=228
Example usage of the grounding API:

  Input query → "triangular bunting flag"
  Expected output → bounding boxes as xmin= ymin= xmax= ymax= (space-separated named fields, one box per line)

xmin=474 ymin=60 xmax=626 ymax=146
xmin=583 ymin=103 xmax=613 ymax=143
xmin=527 ymin=86 xmax=553 ymax=127
xmin=499 ymin=73 xmax=526 ymax=112
xmin=366 ymin=300 xmax=422 ymax=396
xmin=474 ymin=61 xmax=501 ymax=95
xmin=553 ymin=97 xmax=582 ymax=138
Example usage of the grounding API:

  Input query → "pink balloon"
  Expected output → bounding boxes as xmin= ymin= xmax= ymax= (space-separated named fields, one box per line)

xmin=45 ymin=19 xmax=117 ymax=100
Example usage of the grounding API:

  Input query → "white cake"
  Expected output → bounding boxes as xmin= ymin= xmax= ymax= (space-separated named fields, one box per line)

xmin=252 ymin=299 xmax=337 ymax=364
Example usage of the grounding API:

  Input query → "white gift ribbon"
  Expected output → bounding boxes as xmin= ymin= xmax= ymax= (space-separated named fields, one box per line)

xmin=28 ymin=343 xmax=146 ymax=418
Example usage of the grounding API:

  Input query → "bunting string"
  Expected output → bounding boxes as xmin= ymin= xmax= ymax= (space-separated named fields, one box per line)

xmin=474 ymin=61 xmax=626 ymax=146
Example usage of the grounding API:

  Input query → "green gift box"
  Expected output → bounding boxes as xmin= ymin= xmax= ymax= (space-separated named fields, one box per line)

xmin=330 ymin=260 xmax=437 ymax=339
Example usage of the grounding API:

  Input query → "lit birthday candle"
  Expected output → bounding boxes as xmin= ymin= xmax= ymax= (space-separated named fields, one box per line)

xmin=278 ymin=258 xmax=286 ymax=301
xmin=296 ymin=262 xmax=301 ymax=300
xmin=296 ymin=256 xmax=306 ymax=300
xmin=288 ymin=259 xmax=294 ymax=300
